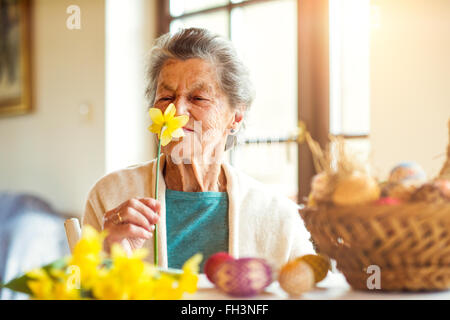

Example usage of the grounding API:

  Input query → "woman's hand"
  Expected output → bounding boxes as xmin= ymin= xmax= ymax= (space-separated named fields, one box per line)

xmin=103 ymin=198 xmax=161 ymax=255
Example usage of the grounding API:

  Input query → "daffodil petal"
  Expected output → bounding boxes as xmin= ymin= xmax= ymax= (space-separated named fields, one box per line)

xmin=164 ymin=103 xmax=176 ymax=120
xmin=149 ymin=104 xmax=190 ymax=147
xmin=160 ymin=129 xmax=172 ymax=146
xmin=148 ymin=123 xmax=162 ymax=135
xmin=168 ymin=115 xmax=189 ymax=131
xmin=26 ymin=268 xmax=48 ymax=279
xmin=111 ymin=243 xmax=127 ymax=259
xmin=82 ymin=225 xmax=101 ymax=239
xmin=171 ymin=128 xmax=185 ymax=138
xmin=132 ymin=248 xmax=149 ymax=260
xmin=182 ymin=253 xmax=203 ymax=274
xmin=149 ymin=108 xmax=164 ymax=125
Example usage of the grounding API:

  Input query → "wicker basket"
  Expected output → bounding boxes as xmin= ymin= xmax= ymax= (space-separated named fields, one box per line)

xmin=300 ymin=119 xmax=450 ymax=291
xmin=300 ymin=202 xmax=450 ymax=291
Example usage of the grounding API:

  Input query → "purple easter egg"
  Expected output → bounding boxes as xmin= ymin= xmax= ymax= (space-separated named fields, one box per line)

xmin=213 ymin=257 xmax=273 ymax=297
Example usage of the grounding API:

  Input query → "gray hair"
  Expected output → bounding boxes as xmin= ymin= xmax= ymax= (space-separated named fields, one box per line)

xmin=145 ymin=28 xmax=254 ymax=150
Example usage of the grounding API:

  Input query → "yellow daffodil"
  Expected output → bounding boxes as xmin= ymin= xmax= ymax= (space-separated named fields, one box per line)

xmin=128 ymin=263 xmax=158 ymax=300
xmin=26 ymin=268 xmax=80 ymax=300
xmin=153 ymin=274 xmax=181 ymax=300
xmin=110 ymin=244 xmax=150 ymax=286
xmin=69 ymin=225 xmax=106 ymax=289
xmin=148 ymin=103 xmax=189 ymax=265
xmin=26 ymin=269 xmax=53 ymax=299
xmin=182 ymin=253 xmax=203 ymax=275
xmin=148 ymin=103 xmax=189 ymax=146
xmin=92 ymin=244 xmax=157 ymax=300
xmin=9 ymin=220 xmax=202 ymax=300
xmin=92 ymin=269 xmax=129 ymax=300
xmin=177 ymin=253 xmax=202 ymax=295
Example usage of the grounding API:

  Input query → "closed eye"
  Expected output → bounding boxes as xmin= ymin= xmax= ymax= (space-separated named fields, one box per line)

xmin=193 ymin=96 xmax=209 ymax=101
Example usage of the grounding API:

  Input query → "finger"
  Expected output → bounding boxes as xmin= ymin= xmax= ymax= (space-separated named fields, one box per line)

xmin=106 ymin=223 xmax=153 ymax=242
xmin=128 ymin=198 xmax=160 ymax=224
xmin=103 ymin=208 xmax=156 ymax=232
xmin=104 ymin=209 xmax=117 ymax=223
xmin=103 ymin=210 xmax=121 ymax=228
xmin=138 ymin=198 xmax=161 ymax=215
xmin=119 ymin=207 xmax=155 ymax=232
xmin=104 ymin=200 xmax=128 ymax=221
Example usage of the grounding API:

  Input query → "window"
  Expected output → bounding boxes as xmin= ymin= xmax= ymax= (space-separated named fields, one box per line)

xmin=329 ymin=0 xmax=371 ymax=163
xmin=158 ymin=0 xmax=373 ymax=200
xmin=160 ymin=0 xmax=299 ymax=200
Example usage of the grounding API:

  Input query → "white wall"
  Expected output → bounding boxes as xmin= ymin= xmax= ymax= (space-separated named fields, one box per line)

xmin=0 ymin=0 xmax=159 ymax=217
xmin=105 ymin=0 xmax=157 ymax=173
xmin=370 ymin=0 xmax=450 ymax=180
xmin=0 ymin=0 xmax=106 ymax=217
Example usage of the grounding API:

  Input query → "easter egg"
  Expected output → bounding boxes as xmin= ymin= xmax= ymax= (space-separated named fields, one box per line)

xmin=279 ymin=260 xmax=315 ymax=296
xmin=332 ymin=173 xmax=381 ymax=206
xmin=310 ymin=172 xmax=334 ymax=203
xmin=389 ymin=162 xmax=427 ymax=186
xmin=435 ymin=179 xmax=450 ymax=199
xmin=412 ymin=182 xmax=448 ymax=203
xmin=297 ymin=254 xmax=331 ymax=283
xmin=213 ymin=258 xmax=272 ymax=297
xmin=204 ymin=252 xmax=234 ymax=283
xmin=375 ymin=197 xmax=402 ymax=205
xmin=382 ymin=182 xmax=416 ymax=201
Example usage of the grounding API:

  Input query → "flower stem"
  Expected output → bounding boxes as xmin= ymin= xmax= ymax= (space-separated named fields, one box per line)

xmin=154 ymin=136 xmax=162 ymax=266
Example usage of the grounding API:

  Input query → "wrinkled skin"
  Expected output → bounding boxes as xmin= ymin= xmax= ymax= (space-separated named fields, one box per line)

xmin=153 ymin=58 xmax=244 ymax=192
xmin=103 ymin=58 xmax=244 ymax=254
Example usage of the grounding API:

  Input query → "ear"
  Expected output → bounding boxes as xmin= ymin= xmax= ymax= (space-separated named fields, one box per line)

xmin=230 ymin=106 xmax=245 ymax=131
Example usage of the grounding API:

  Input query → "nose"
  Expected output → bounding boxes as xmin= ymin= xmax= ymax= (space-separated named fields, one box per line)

xmin=173 ymin=97 xmax=190 ymax=116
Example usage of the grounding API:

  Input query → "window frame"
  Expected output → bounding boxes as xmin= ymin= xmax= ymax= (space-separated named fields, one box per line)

xmin=156 ymin=0 xmax=361 ymax=201
xmin=157 ymin=0 xmax=282 ymax=36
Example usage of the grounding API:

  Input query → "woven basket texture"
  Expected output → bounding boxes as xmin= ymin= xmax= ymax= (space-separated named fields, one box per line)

xmin=301 ymin=119 xmax=450 ymax=291
xmin=300 ymin=202 xmax=450 ymax=291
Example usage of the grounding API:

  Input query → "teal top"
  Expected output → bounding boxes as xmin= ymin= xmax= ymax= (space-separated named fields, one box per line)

xmin=165 ymin=188 xmax=229 ymax=272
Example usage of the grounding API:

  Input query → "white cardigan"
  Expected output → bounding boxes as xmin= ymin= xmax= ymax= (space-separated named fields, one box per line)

xmin=82 ymin=155 xmax=315 ymax=269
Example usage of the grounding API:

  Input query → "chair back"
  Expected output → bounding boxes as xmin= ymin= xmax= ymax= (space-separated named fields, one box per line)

xmin=64 ymin=218 xmax=81 ymax=253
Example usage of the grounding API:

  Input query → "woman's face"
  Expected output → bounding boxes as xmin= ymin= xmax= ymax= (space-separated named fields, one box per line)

xmin=153 ymin=58 xmax=242 ymax=164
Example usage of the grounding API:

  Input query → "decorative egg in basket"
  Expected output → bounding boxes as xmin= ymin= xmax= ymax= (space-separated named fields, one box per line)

xmin=212 ymin=257 xmax=273 ymax=297
xmin=332 ymin=172 xmax=380 ymax=206
xmin=435 ymin=179 xmax=450 ymax=199
xmin=375 ymin=197 xmax=402 ymax=205
xmin=381 ymin=182 xmax=416 ymax=201
xmin=310 ymin=172 xmax=334 ymax=203
xmin=389 ymin=162 xmax=427 ymax=185
xmin=300 ymin=120 xmax=450 ymax=291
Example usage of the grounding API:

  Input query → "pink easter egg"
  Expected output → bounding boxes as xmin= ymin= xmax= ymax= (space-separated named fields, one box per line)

xmin=204 ymin=252 xmax=234 ymax=284
xmin=375 ymin=197 xmax=402 ymax=205
xmin=435 ymin=179 xmax=450 ymax=199
xmin=213 ymin=257 xmax=273 ymax=297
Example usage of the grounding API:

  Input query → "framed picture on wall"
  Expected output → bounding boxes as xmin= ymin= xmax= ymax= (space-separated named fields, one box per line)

xmin=0 ymin=0 xmax=31 ymax=117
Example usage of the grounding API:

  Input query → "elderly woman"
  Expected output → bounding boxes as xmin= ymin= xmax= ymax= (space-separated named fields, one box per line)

xmin=82 ymin=28 xmax=314 ymax=271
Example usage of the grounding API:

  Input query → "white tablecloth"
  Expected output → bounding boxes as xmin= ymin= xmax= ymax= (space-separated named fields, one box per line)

xmin=186 ymin=271 xmax=450 ymax=300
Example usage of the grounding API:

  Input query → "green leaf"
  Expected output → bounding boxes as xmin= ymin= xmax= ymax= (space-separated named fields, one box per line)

xmin=0 ymin=257 xmax=68 ymax=295
xmin=1 ymin=274 xmax=33 ymax=295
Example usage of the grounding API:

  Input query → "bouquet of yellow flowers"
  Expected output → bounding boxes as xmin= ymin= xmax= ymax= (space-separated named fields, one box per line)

xmin=1 ymin=226 xmax=202 ymax=300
